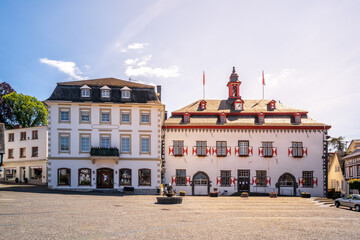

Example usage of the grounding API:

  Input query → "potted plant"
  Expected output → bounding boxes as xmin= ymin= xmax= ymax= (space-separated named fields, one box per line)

xmin=179 ymin=191 xmax=185 ymax=196
xmin=269 ymin=191 xmax=277 ymax=198
xmin=301 ymin=192 xmax=311 ymax=198
xmin=241 ymin=192 xmax=249 ymax=198
xmin=210 ymin=191 xmax=218 ymax=197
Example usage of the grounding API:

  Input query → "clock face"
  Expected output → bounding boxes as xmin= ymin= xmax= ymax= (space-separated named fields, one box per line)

xmin=235 ymin=103 xmax=242 ymax=110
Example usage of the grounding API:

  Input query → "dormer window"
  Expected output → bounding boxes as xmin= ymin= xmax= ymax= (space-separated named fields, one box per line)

xmin=100 ymin=85 xmax=111 ymax=98
xmin=184 ymin=112 xmax=190 ymax=124
xmin=200 ymin=100 xmax=206 ymax=110
xmin=268 ymin=100 xmax=276 ymax=110
xmin=258 ymin=113 xmax=265 ymax=124
xmin=80 ymin=85 xmax=91 ymax=98
xmin=220 ymin=113 xmax=226 ymax=124
xmin=234 ymin=99 xmax=244 ymax=111
xmin=121 ymin=86 xmax=132 ymax=99
xmin=294 ymin=113 xmax=301 ymax=124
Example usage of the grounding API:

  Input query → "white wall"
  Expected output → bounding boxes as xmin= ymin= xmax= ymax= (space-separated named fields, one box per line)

xmin=164 ymin=128 xmax=325 ymax=197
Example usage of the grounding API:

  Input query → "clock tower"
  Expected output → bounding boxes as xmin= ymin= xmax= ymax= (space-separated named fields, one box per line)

xmin=227 ymin=67 xmax=243 ymax=111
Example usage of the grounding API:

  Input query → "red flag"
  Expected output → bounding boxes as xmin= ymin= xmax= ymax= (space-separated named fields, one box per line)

xmin=262 ymin=70 xmax=265 ymax=85
xmin=203 ymin=71 xmax=205 ymax=85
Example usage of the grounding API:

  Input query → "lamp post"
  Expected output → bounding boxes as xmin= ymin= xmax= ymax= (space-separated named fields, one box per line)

xmin=323 ymin=133 xmax=331 ymax=198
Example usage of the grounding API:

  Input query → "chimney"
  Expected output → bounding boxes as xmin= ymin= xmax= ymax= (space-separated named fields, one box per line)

xmin=156 ymin=85 xmax=162 ymax=102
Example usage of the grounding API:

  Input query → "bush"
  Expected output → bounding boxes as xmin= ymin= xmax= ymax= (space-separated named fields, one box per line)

xmin=179 ymin=191 xmax=185 ymax=196
xmin=349 ymin=178 xmax=360 ymax=192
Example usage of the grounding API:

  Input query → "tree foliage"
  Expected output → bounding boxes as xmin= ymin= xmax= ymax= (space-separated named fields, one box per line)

xmin=3 ymin=92 xmax=47 ymax=128
xmin=0 ymin=82 xmax=15 ymax=128
xmin=349 ymin=179 xmax=360 ymax=192
xmin=329 ymin=136 xmax=346 ymax=152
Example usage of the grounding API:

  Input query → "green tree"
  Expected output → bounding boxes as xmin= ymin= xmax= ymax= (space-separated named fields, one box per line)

xmin=328 ymin=136 xmax=346 ymax=152
xmin=3 ymin=92 xmax=47 ymax=128
xmin=349 ymin=179 xmax=360 ymax=192
xmin=0 ymin=82 xmax=15 ymax=128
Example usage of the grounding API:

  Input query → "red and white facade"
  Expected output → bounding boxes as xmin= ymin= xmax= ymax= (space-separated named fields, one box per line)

xmin=163 ymin=67 xmax=330 ymax=196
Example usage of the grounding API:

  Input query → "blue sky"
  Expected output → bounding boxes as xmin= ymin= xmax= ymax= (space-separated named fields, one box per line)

xmin=1 ymin=0 xmax=359 ymax=142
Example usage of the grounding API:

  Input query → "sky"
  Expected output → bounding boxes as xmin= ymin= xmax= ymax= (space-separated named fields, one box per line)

xmin=0 ymin=0 xmax=359 ymax=142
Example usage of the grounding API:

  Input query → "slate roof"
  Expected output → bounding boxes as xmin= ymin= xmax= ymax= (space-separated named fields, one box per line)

xmin=342 ymin=148 xmax=360 ymax=160
xmin=46 ymin=78 xmax=160 ymax=104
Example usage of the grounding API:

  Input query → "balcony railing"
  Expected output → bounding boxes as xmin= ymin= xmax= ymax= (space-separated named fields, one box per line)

xmin=90 ymin=147 xmax=119 ymax=157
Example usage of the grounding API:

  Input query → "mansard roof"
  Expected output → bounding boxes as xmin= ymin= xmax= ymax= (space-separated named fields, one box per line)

xmin=47 ymin=78 xmax=160 ymax=104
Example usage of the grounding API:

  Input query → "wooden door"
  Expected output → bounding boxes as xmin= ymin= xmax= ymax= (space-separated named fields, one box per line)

xmin=97 ymin=168 xmax=114 ymax=188
xmin=238 ymin=170 xmax=250 ymax=193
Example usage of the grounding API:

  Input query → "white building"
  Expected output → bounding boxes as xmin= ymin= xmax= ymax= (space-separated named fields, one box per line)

xmin=164 ymin=67 xmax=330 ymax=197
xmin=0 ymin=125 xmax=48 ymax=185
xmin=45 ymin=78 xmax=164 ymax=194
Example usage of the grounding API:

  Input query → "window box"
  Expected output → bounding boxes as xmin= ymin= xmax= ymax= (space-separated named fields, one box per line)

xmin=241 ymin=192 xmax=249 ymax=198
xmin=179 ymin=191 xmax=186 ymax=196
xmin=90 ymin=147 xmax=119 ymax=156
xmin=269 ymin=192 xmax=277 ymax=198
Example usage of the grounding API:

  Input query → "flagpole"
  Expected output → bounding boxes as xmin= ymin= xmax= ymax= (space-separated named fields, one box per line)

xmin=203 ymin=71 xmax=205 ymax=100
xmin=262 ymin=70 xmax=265 ymax=100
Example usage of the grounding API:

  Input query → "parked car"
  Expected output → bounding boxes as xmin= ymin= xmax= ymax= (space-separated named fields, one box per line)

xmin=334 ymin=194 xmax=360 ymax=211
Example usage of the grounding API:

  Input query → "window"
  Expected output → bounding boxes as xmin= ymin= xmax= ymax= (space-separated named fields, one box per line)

xmin=100 ymin=135 xmax=110 ymax=148
xmin=176 ymin=169 xmax=186 ymax=186
xmin=258 ymin=113 xmax=265 ymax=124
xmin=184 ymin=114 xmax=190 ymax=123
xmin=119 ymin=169 xmax=132 ymax=185
xmin=216 ymin=141 xmax=227 ymax=157
xmin=80 ymin=135 xmax=90 ymax=152
xmin=20 ymin=132 xmax=26 ymax=141
xmin=8 ymin=149 xmax=14 ymax=158
xmin=78 ymin=168 xmax=91 ymax=185
xmin=220 ymin=113 xmax=226 ymax=124
xmin=279 ymin=174 xmax=294 ymax=187
xmin=59 ymin=108 xmax=70 ymax=122
xmin=262 ymin=142 xmax=273 ymax=157
xmin=221 ymin=170 xmax=231 ymax=187
xmin=256 ymin=170 xmax=267 ymax=187
xmin=32 ymin=130 xmax=38 ymax=140
xmin=295 ymin=114 xmax=301 ymax=124
xmin=58 ymin=168 xmax=71 ymax=186
xmin=120 ymin=135 xmax=131 ymax=153
xmin=4 ymin=168 xmax=16 ymax=181
xmin=122 ymin=91 xmax=130 ymax=99
xmin=173 ymin=141 xmax=184 ymax=156
xmin=139 ymin=169 xmax=151 ymax=186
xmin=101 ymin=89 xmax=110 ymax=98
xmin=238 ymin=141 xmax=249 ymax=156
xmin=349 ymin=166 xmax=353 ymax=177
xmin=59 ymin=134 xmax=70 ymax=152
xmin=30 ymin=167 xmax=42 ymax=180
xmin=292 ymin=142 xmax=303 ymax=157
xmin=80 ymin=109 xmax=90 ymax=123
xmin=81 ymin=89 xmax=90 ymax=97
xmin=20 ymin=147 xmax=26 ymax=158
xmin=140 ymin=111 xmax=150 ymax=125
xmin=32 ymin=147 xmax=38 ymax=157
xmin=8 ymin=133 xmax=14 ymax=142
xmin=194 ymin=172 xmax=208 ymax=185
xmin=100 ymin=110 xmax=111 ymax=123
xmin=140 ymin=135 xmax=150 ymax=154
xmin=196 ymin=141 xmax=207 ymax=156
xmin=335 ymin=165 xmax=340 ymax=172
xmin=358 ymin=166 xmax=360 ymax=177
xmin=120 ymin=110 xmax=131 ymax=124
xmin=302 ymin=171 xmax=313 ymax=187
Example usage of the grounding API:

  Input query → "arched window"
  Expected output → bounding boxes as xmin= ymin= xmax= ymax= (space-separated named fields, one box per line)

xmin=78 ymin=168 xmax=91 ymax=186
xmin=58 ymin=168 xmax=71 ymax=186
xmin=119 ymin=168 xmax=132 ymax=186
xmin=138 ymin=169 xmax=151 ymax=186
xmin=279 ymin=174 xmax=294 ymax=187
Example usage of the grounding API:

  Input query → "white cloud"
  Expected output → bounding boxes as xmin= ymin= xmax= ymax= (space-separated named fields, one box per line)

xmin=125 ymin=65 xmax=180 ymax=78
xmin=128 ymin=42 xmax=149 ymax=50
xmin=259 ymin=68 xmax=298 ymax=87
xmin=125 ymin=58 xmax=139 ymax=65
xmin=137 ymin=55 xmax=152 ymax=66
xmin=40 ymin=58 xmax=87 ymax=80
xmin=115 ymin=41 xmax=127 ymax=52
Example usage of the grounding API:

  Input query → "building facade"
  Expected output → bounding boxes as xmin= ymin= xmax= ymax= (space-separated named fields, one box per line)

xmin=164 ymin=67 xmax=330 ymax=197
xmin=328 ymin=151 xmax=346 ymax=194
xmin=343 ymin=139 xmax=360 ymax=194
xmin=45 ymin=78 xmax=164 ymax=194
xmin=0 ymin=125 xmax=48 ymax=185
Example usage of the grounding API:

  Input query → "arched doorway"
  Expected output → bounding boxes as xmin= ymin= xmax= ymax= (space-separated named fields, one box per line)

xmin=277 ymin=172 xmax=297 ymax=196
xmin=97 ymin=168 xmax=114 ymax=188
xmin=192 ymin=171 xmax=210 ymax=196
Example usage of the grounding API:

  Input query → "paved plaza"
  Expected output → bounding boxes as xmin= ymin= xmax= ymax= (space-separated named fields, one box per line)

xmin=0 ymin=184 xmax=359 ymax=239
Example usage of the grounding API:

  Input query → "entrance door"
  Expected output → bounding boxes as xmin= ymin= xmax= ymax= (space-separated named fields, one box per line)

xmin=277 ymin=173 xmax=296 ymax=196
xmin=238 ymin=170 xmax=250 ymax=193
xmin=97 ymin=168 xmax=114 ymax=188
xmin=192 ymin=172 xmax=210 ymax=195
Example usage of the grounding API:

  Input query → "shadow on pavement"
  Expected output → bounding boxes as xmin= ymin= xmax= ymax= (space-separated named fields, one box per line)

xmin=0 ymin=183 xmax=125 ymax=197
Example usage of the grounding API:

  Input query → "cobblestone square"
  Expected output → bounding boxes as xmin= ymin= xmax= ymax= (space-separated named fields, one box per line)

xmin=1 ymin=184 xmax=359 ymax=239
